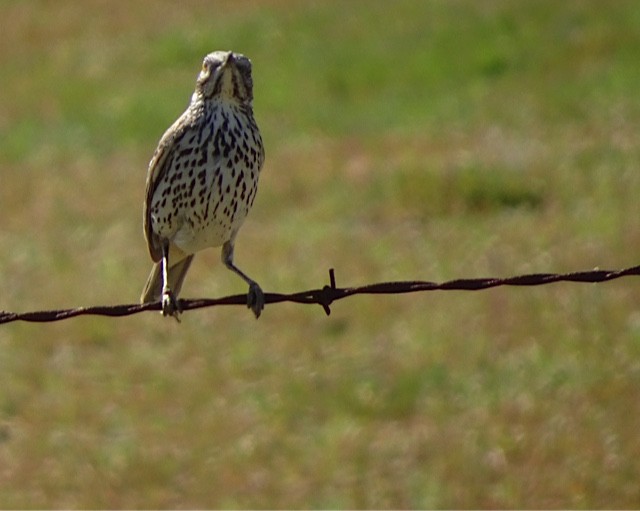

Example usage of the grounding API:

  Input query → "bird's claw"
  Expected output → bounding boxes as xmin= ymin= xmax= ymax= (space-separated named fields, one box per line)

xmin=162 ymin=290 xmax=182 ymax=322
xmin=247 ymin=282 xmax=264 ymax=319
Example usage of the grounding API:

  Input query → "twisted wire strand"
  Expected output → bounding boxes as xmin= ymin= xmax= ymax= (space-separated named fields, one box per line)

xmin=1 ymin=265 xmax=639 ymax=324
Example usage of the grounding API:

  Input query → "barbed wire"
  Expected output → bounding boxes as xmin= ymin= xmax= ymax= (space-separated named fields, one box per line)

xmin=1 ymin=265 xmax=639 ymax=325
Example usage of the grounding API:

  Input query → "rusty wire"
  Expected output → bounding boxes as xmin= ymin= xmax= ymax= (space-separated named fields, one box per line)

xmin=1 ymin=265 xmax=639 ymax=324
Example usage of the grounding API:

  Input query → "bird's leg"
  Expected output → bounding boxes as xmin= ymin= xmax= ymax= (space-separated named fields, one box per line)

xmin=161 ymin=241 xmax=181 ymax=321
xmin=222 ymin=239 xmax=264 ymax=318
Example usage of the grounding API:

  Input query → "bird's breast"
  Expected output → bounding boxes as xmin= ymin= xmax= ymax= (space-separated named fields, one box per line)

xmin=149 ymin=103 xmax=264 ymax=254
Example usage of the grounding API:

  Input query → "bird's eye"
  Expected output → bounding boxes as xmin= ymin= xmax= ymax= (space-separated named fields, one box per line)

xmin=201 ymin=62 xmax=222 ymax=75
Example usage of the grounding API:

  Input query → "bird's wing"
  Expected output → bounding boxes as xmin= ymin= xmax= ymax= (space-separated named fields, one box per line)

xmin=143 ymin=108 xmax=200 ymax=262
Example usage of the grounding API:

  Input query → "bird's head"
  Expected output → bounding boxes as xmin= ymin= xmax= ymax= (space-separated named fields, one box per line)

xmin=195 ymin=51 xmax=254 ymax=104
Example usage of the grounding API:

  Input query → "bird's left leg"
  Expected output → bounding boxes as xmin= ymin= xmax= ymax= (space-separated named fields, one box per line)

xmin=221 ymin=238 xmax=264 ymax=318
xmin=161 ymin=240 xmax=181 ymax=321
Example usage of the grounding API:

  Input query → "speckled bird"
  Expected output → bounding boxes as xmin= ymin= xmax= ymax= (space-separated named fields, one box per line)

xmin=141 ymin=51 xmax=265 ymax=319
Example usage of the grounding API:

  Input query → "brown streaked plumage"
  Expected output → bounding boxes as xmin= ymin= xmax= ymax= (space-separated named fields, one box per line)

xmin=141 ymin=51 xmax=265 ymax=319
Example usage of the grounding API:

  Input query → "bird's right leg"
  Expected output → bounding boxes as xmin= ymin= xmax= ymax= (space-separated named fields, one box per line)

xmin=161 ymin=240 xmax=181 ymax=320
xmin=221 ymin=239 xmax=264 ymax=319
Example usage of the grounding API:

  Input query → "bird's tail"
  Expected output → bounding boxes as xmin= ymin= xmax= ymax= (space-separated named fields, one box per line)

xmin=140 ymin=255 xmax=195 ymax=304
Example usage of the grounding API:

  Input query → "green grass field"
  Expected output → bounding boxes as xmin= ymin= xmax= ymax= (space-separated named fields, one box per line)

xmin=1 ymin=0 xmax=640 ymax=507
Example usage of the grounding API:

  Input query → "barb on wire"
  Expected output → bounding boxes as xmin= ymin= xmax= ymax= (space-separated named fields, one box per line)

xmin=1 ymin=264 xmax=639 ymax=325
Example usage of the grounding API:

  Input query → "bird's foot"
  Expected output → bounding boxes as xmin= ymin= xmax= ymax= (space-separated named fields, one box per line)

xmin=161 ymin=289 xmax=182 ymax=322
xmin=247 ymin=282 xmax=264 ymax=319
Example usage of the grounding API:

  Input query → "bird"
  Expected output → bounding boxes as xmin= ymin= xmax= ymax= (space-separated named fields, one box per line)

xmin=140 ymin=51 xmax=265 ymax=320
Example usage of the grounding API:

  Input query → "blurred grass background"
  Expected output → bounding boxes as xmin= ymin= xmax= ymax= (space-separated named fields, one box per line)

xmin=1 ymin=0 xmax=640 ymax=507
